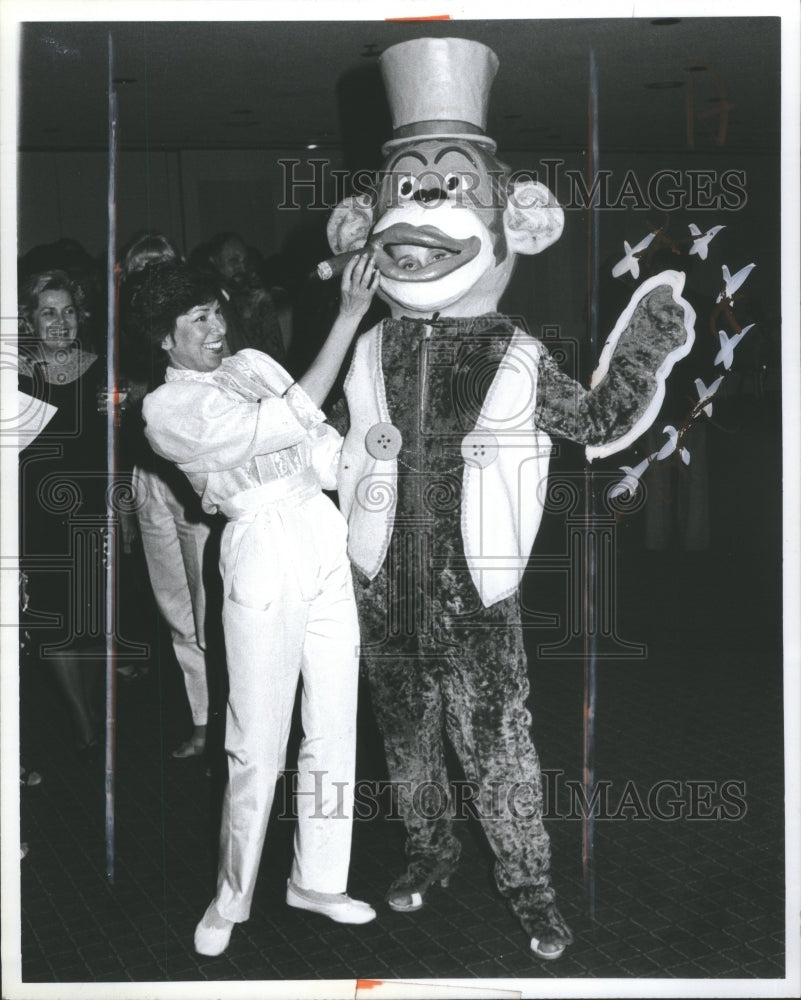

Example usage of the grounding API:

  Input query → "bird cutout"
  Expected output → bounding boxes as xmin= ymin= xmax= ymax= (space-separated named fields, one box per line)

xmin=694 ymin=375 xmax=725 ymax=417
xmin=613 ymin=216 xmax=729 ymax=279
xmin=687 ymin=223 xmax=725 ymax=261
xmin=713 ymin=324 xmax=755 ymax=370
xmin=716 ymin=262 xmax=756 ymax=304
xmin=611 ymin=232 xmax=655 ymax=279
xmin=656 ymin=425 xmax=691 ymax=465
xmin=609 ymin=454 xmax=657 ymax=500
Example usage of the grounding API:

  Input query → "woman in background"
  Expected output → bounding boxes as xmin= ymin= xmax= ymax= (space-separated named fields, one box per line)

xmin=18 ymin=269 xmax=105 ymax=752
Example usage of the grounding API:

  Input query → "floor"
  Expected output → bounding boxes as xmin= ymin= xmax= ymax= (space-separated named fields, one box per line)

xmin=11 ymin=398 xmax=791 ymax=995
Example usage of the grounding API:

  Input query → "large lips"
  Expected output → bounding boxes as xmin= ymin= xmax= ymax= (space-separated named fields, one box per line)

xmin=371 ymin=223 xmax=481 ymax=282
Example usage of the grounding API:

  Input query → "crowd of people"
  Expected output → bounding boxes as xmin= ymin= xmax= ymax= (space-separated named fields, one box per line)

xmin=18 ymin=232 xmax=304 ymax=758
xmin=17 ymin=229 xmax=390 ymax=956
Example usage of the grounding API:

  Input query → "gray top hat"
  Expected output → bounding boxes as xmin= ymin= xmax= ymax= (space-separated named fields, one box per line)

xmin=379 ymin=37 xmax=499 ymax=153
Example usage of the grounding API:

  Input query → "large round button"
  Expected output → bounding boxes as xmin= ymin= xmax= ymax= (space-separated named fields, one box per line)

xmin=461 ymin=431 xmax=498 ymax=468
xmin=365 ymin=422 xmax=403 ymax=459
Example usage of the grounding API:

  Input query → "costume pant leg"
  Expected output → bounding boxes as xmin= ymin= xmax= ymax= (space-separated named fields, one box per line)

xmin=440 ymin=595 xmax=557 ymax=931
xmin=355 ymin=558 xmax=461 ymax=877
xmin=290 ymin=494 xmax=360 ymax=893
xmin=134 ymin=466 xmax=210 ymax=725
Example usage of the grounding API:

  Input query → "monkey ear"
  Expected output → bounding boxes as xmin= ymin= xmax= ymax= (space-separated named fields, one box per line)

xmin=326 ymin=194 xmax=375 ymax=254
xmin=504 ymin=180 xmax=565 ymax=255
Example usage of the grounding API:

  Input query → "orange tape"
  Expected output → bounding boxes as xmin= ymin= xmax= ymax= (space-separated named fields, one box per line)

xmin=385 ymin=15 xmax=452 ymax=21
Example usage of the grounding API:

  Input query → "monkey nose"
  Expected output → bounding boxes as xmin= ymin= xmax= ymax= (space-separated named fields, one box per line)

xmin=414 ymin=187 xmax=447 ymax=205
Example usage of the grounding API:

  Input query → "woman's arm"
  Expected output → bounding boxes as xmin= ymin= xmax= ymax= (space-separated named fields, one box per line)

xmin=298 ymin=252 xmax=378 ymax=407
xmin=143 ymin=381 xmax=309 ymax=473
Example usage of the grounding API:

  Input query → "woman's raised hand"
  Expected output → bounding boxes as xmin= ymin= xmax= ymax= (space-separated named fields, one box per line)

xmin=339 ymin=252 xmax=379 ymax=320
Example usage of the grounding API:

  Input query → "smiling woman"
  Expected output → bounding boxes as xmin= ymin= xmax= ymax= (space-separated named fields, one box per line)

xmin=162 ymin=301 xmax=228 ymax=372
xmin=18 ymin=269 xmax=106 ymax=753
xmin=128 ymin=254 xmax=379 ymax=957
xmin=31 ymin=289 xmax=79 ymax=352
xmin=123 ymin=261 xmax=226 ymax=378
xmin=18 ymin=270 xmax=93 ymax=377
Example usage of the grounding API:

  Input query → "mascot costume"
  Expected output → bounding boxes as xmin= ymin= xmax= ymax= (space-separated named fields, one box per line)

xmin=325 ymin=38 xmax=695 ymax=959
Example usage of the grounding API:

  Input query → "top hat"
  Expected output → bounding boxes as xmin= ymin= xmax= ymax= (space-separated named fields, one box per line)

xmin=379 ymin=37 xmax=499 ymax=153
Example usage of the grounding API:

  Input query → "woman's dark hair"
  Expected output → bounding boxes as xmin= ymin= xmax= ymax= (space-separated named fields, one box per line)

xmin=18 ymin=268 xmax=88 ymax=336
xmin=122 ymin=260 xmax=221 ymax=378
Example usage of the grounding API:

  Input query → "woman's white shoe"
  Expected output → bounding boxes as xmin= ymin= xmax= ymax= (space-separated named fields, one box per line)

xmin=194 ymin=901 xmax=234 ymax=956
xmin=286 ymin=881 xmax=376 ymax=924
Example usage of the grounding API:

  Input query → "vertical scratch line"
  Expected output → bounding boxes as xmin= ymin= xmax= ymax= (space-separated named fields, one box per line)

xmin=105 ymin=32 xmax=118 ymax=886
xmin=583 ymin=46 xmax=600 ymax=925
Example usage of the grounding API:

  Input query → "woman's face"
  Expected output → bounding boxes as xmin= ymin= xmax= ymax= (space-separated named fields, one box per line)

xmin=32 ymin=289 xmax=78 ymax=353
xmin=162 ymin=300 xmax=227 ymax=372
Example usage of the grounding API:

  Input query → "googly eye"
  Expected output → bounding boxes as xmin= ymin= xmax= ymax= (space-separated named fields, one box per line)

xmin=444 ymin=173 xmax=463 ymax=193
xmin=398 ymin=175 xmax=415 ymax=199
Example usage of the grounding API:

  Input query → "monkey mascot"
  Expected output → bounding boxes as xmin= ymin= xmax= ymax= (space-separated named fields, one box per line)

xmin=326 ymin=37 xmax=695 ymax=959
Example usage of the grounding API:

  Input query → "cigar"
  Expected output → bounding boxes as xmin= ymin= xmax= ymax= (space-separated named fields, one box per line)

xmin=315 ymin=250 xmax=362 ymax=281
xmin=314 ymin=241 xmax=382 ymax=281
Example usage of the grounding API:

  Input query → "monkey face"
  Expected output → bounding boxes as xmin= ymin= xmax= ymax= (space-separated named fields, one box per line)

xmin=368 ymin=141 xmax=506 ymax=312
xmin=327 ymin=138 xmax=564 ymax=318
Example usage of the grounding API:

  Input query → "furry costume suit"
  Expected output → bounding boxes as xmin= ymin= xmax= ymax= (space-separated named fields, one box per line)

xmin=335 ymin=282 xmax=692 ymax=939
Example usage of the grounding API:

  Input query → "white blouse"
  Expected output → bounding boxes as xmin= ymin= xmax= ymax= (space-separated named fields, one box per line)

xmin=143 ymin=349 xmax=341 ymax=515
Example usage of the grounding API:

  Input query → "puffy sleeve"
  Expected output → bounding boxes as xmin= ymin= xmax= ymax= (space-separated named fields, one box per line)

xmin=308 ymin=423 xmax=344 ymax=490
xmin=534 ymin=271 xmax=696 ymax=461
xmin=143 ymin=380 xmax=320 ymax=474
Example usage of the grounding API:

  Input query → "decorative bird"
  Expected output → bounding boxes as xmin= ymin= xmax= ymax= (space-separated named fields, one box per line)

xmin=611 ymin=233 xmax=655 ymax=279
xmin=687 ymin=223 xmax=725 ymax=261
xmin=609 ymin=455 xmax=656 ymax=499
xmin=656 ymin=425 xmax=690 ymax=465
xmin=716 ymin=262 xmax=756 ymax=304
xmin=714 ymin=324 xmax=754 ymax=370
xmin=694 ymin=375 xmax=725 ymax=417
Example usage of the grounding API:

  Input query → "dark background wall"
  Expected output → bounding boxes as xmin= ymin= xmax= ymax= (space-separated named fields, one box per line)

xmin=14 ymin=18 xmax=784 ymax=557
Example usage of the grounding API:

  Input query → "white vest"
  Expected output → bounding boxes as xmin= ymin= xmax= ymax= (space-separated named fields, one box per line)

xmin=337 ymin=322 xmax=552 ymax=608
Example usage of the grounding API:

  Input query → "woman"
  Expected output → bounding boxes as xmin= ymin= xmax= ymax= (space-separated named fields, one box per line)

xmin=119 ymin=232 xmax=216 ymax=758
xmin=190 ymin=232 xmax=287 ymax=364
xmin=18 ymin=269 xmax=105 ymax=751
xmin=130 ymin=254 xmax=378 ymax=956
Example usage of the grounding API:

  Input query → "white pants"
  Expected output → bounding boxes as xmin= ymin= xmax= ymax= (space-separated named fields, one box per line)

xmin=134 ymin=465 xmax=211 ymax=725
xmin=213 ymin=474 xmax=360 ymax=922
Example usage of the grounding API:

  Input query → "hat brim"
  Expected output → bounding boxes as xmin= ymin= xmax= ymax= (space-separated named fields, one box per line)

xmin=381 ymin=132 xmax=497 ymax=155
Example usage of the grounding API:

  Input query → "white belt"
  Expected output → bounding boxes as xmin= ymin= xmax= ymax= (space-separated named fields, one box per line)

xmin=218 ymin=468 xmax=321 ymax=520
